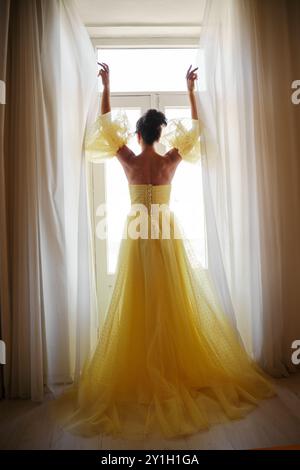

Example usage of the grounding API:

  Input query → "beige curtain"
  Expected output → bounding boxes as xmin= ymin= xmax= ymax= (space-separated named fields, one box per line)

xmin=198 ymin=0 xmax=300 ymax=375
xmin=0 ymin=0 xmax=11 ymax=399
xmin=0 ymin=0 xmax=98 ymax=400
xmin=246 ymin=0 xmax=300 ymax=373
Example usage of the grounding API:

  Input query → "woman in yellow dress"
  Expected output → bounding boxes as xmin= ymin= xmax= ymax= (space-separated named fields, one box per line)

xmin=50 ymin=63 xmax=275 ymax=440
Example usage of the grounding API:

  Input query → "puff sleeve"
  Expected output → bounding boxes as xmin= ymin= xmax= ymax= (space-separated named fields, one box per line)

xmin=84 ymin=110 xmax=133 ymax=163
xmin=160 ymin=117 xmax=202 ymax=163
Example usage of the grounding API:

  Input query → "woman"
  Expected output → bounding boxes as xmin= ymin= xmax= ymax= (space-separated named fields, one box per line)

xmin=51 ymin=63 xmax=275 ymax=440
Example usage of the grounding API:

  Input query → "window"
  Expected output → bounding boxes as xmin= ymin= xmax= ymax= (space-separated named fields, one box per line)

xmin=97 ymin=48 xmax=205 ymax=92
xmin=89 ymin=47 xmax=207 ymax=317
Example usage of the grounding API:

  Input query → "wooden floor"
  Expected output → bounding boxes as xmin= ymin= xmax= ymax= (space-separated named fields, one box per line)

xmin=0 ymin=374 xmax=299 ymax=450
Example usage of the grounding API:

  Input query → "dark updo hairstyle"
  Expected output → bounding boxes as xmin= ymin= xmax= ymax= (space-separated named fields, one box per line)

xmin=136 ymin=109 xmax=167 ymax=145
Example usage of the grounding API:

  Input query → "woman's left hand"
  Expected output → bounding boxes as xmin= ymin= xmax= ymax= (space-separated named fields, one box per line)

xmin=186 ymin=65 xmax=198 ymax=92
xmin=97 ymin=62 xmax=110 ymax=88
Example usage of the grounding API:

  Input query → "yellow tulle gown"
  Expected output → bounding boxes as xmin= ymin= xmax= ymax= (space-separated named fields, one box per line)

xmin=50 ymin=111 xmax=275 ymax=440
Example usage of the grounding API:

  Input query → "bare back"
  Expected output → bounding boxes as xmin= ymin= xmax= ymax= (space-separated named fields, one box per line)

xmin=116 ymin=146 xmax=181 ymax=186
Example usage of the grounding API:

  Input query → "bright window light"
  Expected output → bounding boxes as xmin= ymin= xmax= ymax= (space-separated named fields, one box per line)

xmin=97 ymin=48 xmax=205 ymax=92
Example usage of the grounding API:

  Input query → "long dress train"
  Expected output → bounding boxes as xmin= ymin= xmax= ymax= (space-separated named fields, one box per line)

xmin=49 ymin=111 xmax=275 ymax=439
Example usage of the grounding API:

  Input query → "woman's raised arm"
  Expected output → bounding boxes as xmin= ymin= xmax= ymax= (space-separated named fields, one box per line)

xmin=98 ymin=62 xmax=111 ymax=114
xmin=186 ymin=65 xmax=199 ymax=120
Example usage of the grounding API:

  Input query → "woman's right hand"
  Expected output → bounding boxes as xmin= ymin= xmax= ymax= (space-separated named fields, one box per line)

xmin=97 ymin=62 xmax=110 ymax=88
xmin=186 ymin=65 xmax=198 ymax=92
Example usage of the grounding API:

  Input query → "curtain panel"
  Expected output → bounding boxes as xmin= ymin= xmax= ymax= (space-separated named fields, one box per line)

xmin=0 ymin=0 xmax=98 ymax=400
xmin=198 ymin=0 xmax=300 ymax=375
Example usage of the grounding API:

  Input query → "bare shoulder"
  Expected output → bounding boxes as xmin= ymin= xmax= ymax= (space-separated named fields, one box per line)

xmin=116 ymin=145 xmax=136 ymax=167
xmin=164 ymin=148 xmax=182 ymax=164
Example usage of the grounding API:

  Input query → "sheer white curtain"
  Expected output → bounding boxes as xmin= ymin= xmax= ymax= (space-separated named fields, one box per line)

xmin=0 ymin=0 xmax=98 ymax=400
xmin=197 ymin=0 xmax=300 ymax=375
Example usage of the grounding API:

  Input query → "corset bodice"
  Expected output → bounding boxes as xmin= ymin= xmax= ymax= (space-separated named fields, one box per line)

xmin=129 ymin=184 xmax=171 ymax=211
